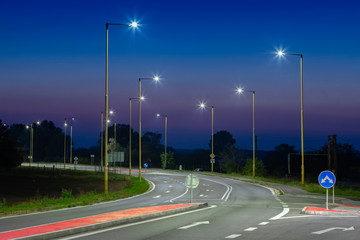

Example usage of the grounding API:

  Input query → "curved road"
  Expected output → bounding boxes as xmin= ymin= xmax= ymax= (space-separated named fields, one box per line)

xmin=1 ymin=168 xmax=359 ymax=239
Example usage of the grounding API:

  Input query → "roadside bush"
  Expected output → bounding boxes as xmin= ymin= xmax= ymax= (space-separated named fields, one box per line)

xmin=242 ymin=158 xmax=267 ymax=176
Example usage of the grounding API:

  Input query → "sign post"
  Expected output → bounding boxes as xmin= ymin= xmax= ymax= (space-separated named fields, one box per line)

xmin=318 ymin=170 xmax=336 ymax=210
xmin=185 ymin=174 xmax=199 ymax=203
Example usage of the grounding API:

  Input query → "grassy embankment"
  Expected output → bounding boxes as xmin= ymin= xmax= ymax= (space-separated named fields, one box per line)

xmin=0 ymin=167 xmax=149 ymax=216
xmin=228 ymin=173 xmax=360 ymax=198
xmin=197 ymin=171 xmax=360 ymax=198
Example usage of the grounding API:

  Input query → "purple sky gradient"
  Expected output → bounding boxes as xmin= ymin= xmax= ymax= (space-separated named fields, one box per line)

xmin=1 ymin=0 xmax=360 ymax=151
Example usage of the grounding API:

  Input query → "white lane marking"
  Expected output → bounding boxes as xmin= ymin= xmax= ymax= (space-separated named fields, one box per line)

xmin=200 ymin=177 xmax=232 ymax=201
xmin=258 ymin=222 xmax=269 ymax=225
xmin=169 ymin=185 xmax=173 ymax=187
xmin=165 ymin=190 xmax=170 ymax=193
xmin=244 ymin=227 xmax=257 ymax=231
xmin=164 ymin=181 xmax=168 ymax=183
xmin=57 ymin=205 xmax=217 ymax=240
xmin=225 ymin=234 xmax=242 ymax=238
xmin=269 ymin=208 xmax=289 ymax=220
xmin=206 ymin=189 xmax=210 ymax=191
xmin=153 ymin=195 xmax=161 ymax=199
xmin=279 ymin=215 xmax=359 ymax=220
xmin=169 ymin=187 xmax=188 ymax=203
xmin=178 ymin=221 xmax=209 ymax=229
xmin=200 ymin=194 xmax=204 ymax=197
xmin=312 ymin=226 xmax=354 ymax=235
xmin=283 ymin=205 xmax=288 ymax=208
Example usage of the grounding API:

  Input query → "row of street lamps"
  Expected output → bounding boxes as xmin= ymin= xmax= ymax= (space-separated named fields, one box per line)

xmin=102 ymin=20 xmax=305 ymax=192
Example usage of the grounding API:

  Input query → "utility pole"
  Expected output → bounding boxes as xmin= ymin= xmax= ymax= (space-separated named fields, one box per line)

xmin=328 ymin=136 xmax=332 ymax=170
xmin=333 ymin=135 xmax=337 ymax=176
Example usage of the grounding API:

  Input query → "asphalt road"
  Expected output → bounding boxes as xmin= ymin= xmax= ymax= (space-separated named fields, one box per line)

xmin=1 ymin=167 xmax=359 ymax=239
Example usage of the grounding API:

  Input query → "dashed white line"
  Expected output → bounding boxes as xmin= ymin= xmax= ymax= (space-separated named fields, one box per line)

xmin=258 ymin=222 xmax=269 ymax=225
xmin=153 ymin=195 xmax=161 ymax=199
xmin=244 ymin=227 xmax=257 ymax=231
xmin=225 ymin=234 xmax=242 ymax=238
xmin=165 ymin=190 xmax=170 ymax=193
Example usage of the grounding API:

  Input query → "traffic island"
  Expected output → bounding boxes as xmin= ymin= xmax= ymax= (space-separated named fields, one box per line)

xmin=0 ymin=203 xmax=208 ymax=240
xmin=301 ymin=206 xmax=360 ymax=216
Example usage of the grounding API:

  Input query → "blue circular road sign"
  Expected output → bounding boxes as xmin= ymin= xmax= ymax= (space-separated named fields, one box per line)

xmin=144 ymin=163 xmax=148 ymax=168
xmin=318 ymin=170 xmax=336 ymax=188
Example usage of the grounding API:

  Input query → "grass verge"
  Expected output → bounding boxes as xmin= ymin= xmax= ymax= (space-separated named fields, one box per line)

xmin=199 ymin=171 xmax=360 ymax=198
xmin=0 ymin=167 xmax=149 ymax=216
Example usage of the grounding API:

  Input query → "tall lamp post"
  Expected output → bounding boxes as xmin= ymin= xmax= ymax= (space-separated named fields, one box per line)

xmin=64 ymin=119 xmax=67 ymax=169
xmin=100 ymin=112 xmax=104 ymax=171
xmin=104 ymin=21 xmax=138 ymax=194
xmin=129 ymin=97 xmax=139 ymax=176
xmin=156 ymin=113 xmax=168 ymax=169
xmin=236 ymin=88 xmax=256 ymax=177
xmin=277 ymin=50 xmax=304 ymax=185
xmin=138 ymin=76 xmax=160 ymax=181
xmin=26 ymin=121 xmax=40 ymax=166
xmin=64 ymin=118 xmax=74 ymax=168
xmin=199 ymin=102 xmax=215 ymax=172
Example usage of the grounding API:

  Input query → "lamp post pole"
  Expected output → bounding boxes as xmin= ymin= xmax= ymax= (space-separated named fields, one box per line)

xmin=129 ymin=99 xmax=132 ymax=176
xmin=64 ymin=119 xmax=67 ymax=169
xmin=27 ymin=124 xmax=34 ymax=166
xmin=251 ymin=91 xmax=255 ymax=177
xmin=211 ymin=106 xmax=214 ymax=173
xmin=236 ymin=88 xmax=256 ymax=177
xmin=70 ymin=124 xmax=73 ymax=164
xmin=104 ymin=21 xmax=138 ymax=193
xmin=165 ymin=115 xmax=167 ymax=169
xmin=138 ymin=79 xmax=142 ymax=182
xmin=129 ymin=98 xmax=138 ymax=176
xmin=277 ymin=51 xmax=304 ymax=184
xmin=101 ymin=112 xmax=103 ymax=171
xmin=138 ymin=76 xmax=160 ymax=181
xmin=199 ymin=102 xmax=215 ymax=172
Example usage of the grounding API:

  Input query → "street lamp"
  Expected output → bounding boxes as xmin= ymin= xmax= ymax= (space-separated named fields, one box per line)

xmin=129 ymin=97 xmax=140 ymax=176
xmin=236 ymin=87 xmax=256 ymax=177
xmin=199 ymin=102 xmax=215 ymax=172
xmin=63 ymin=117 xmax=74 ymax=168
xmin=138 ymin=76 xmax=160 ymax=181
xmin=276 ymin=49 xmax=305 ymax=185
xmin=156 ymin=113 xmax=168 ymax=169
xmin=104 ymin=21 xmax=138 ymax=194
xmin=26 ymin=121 xmax=40 ymax=166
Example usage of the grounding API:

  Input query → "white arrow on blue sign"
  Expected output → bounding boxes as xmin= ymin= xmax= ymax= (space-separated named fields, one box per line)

xmin=318 ymin=170 xmax=336 ymax=188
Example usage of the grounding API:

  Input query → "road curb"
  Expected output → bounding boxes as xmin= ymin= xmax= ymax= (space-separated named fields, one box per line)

xmin=14 ymin=203 xmax=208 ymax=240
xmin=301 ymin=206 xmax=360 ymax=216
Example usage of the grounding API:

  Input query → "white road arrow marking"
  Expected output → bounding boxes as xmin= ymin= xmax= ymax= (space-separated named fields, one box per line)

xmin=312 ymin=226 xmax=354 ymax=234
xmin=178 ymin=221 xmax=210 ymax=229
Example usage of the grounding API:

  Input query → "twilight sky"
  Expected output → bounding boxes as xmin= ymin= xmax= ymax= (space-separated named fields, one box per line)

xmin=1 ymin=0 xmax=359 ymax=151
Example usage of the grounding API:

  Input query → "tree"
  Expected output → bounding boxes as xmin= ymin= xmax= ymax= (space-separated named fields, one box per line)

xmin=243 ymin=158 xmax=266 ymax=176
xmin=160 ymin=152 xmax=175 ymax=169
xmin=0 ymin=120 xmax=24 ymax=169
xmin=209 ymin=130 xmax=236 ymax=155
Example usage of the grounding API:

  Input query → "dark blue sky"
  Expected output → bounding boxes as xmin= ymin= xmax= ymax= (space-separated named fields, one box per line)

xmin=1 ymin=0 xmax=359 ymax=151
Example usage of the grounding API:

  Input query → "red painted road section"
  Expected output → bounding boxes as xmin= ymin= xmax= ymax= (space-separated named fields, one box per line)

xmin=304 ymin=207 xmax=348 ymax=213
xmin=304 ymin=206 xmax=360 ymax=213
xmin=0 ymin=204 xmax=196 ymax=240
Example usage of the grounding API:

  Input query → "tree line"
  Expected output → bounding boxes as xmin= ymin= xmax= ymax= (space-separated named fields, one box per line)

xmin=1 ymin=119 xmax=359 ymax=182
